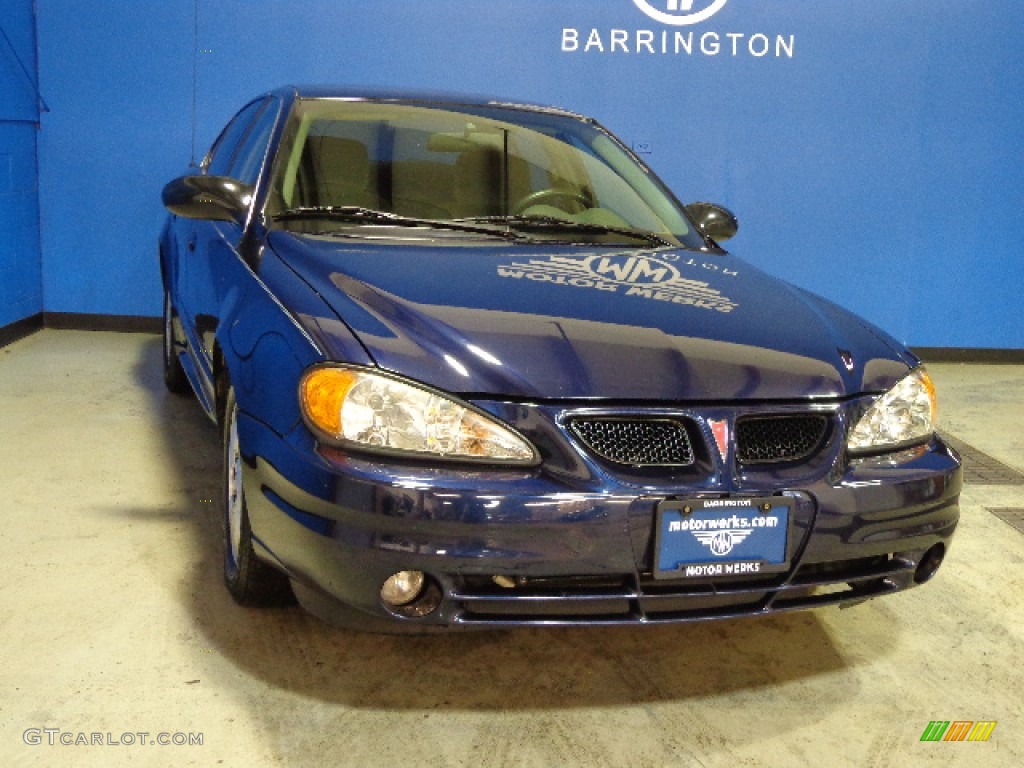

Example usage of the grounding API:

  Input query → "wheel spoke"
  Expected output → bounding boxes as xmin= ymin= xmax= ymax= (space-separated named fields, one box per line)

xmin=226 ymin=407 xmax=243 ymax=564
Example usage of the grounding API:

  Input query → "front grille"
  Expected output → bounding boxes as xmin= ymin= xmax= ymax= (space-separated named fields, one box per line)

xmin=736 ymin=414 xmax=830 ymax=464
xmin=450 ymin=555 xmax=912 ymax=626
xmin=569 ymin=417 xmax=696 ymax=467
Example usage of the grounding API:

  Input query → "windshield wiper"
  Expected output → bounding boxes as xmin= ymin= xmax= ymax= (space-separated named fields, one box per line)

xmin=456 ymin=215 xmax=674 ymax=248
xmin=272 ymin=206 xmax=525 ymax=241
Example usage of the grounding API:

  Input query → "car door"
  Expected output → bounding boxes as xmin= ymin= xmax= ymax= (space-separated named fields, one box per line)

xmin=180 ymin=96 xmax=281 ymax=413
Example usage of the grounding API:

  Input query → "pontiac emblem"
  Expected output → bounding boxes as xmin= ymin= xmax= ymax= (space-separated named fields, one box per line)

xmin=709 ymin=419 xmax=730 ymax=462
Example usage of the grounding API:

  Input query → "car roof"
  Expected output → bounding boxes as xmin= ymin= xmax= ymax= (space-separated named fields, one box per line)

xmin=268 ymin=85 xmax=588 ymax=121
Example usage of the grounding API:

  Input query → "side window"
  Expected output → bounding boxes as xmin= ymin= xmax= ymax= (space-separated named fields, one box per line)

xmin=230 ymin=98 xmax=281 ymax=185
xmin=204 ymin=99 xmax=265 ymax=177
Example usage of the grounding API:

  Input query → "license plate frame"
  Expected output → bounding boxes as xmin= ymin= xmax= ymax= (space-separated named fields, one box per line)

xmin=653 ymin=497 xmax=791 ymax=580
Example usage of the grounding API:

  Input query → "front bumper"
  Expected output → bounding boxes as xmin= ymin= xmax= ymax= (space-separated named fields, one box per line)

xmin=238 ymin=402 xmax=961 ymax=629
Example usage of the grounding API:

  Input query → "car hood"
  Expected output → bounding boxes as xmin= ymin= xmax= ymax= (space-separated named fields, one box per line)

xmin=268 ymin=232 xmax=915 ymax=401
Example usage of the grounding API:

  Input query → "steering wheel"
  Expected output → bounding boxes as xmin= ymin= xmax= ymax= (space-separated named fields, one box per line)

xmin=512 ymin=188 xmax=590 ymax=216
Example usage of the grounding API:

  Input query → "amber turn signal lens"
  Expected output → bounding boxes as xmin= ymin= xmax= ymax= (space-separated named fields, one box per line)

xmin=300 ymin=367 xmax=360 ymax=437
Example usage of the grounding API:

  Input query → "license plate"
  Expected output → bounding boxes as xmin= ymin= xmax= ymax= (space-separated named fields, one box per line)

xmin=653 ymin=497 xmax=790 ymax=579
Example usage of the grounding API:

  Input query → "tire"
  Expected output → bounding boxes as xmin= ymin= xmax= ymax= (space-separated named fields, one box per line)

xmin=162 ymin=290 xmax=191 ymax=395
xmin=222 ymin=388 xmax=294 ymax=606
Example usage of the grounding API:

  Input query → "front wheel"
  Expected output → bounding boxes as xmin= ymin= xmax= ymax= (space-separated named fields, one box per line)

xmin=162 ymin=290 xmax=191 ymax=395
xmin=222 ymin=388 xmax=294 ymax=606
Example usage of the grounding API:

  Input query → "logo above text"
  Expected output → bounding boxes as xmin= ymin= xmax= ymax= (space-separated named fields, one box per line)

xmin=633 ymin=0 xmax=729 ymax=27
xmin=561 ymin=1 xmax=795 ymax=59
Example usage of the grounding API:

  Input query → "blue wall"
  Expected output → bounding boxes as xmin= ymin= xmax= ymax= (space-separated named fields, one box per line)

xmin=0 ymin=1 xmax=42 ymax=329
xmin=33 ymin=0 xmax=1024 ymax=347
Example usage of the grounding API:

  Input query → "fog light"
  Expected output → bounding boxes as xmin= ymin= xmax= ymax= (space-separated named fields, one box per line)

xmin=380 ymin=570 xmax=426 ymax=607
xmin=492 ymin=575 xmax=517 ymax=589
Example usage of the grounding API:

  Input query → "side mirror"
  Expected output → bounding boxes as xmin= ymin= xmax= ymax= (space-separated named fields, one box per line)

xmin=685 ymin=202 xmax=738 ymax=243
xmin=162 ymin=175 xmax=254 ymax=222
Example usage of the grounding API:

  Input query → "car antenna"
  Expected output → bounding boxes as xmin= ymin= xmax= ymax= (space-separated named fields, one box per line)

xmin=502 ymin=128 xmax=510 ymax=217
xmin=189 ymin=0 xmax=199 ymax=167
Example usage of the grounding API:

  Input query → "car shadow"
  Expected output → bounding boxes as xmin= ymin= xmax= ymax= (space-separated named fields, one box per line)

xmin=133 ymin=336 xmax=862 ymax=713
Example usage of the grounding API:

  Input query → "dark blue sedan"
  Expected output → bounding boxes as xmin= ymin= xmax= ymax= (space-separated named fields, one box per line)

xmin=160 ymin=86 xmax=961 ymax=630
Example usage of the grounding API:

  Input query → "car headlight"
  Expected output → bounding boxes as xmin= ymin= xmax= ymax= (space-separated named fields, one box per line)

xmin=847 ymin=367 xmax=938 ymax=454
xmin=299 ymin=365 xmax=539 ymax=465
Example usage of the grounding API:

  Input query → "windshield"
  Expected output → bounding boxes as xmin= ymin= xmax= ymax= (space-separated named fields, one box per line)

xmin=267 ymin=98 xmax=705 ymax=248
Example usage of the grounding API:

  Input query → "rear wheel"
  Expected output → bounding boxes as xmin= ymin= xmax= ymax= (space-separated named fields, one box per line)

xmin=222 ymin=388 xmax=294 ymax=606
xmin=162 ymin=290 xmax=190 ymax=394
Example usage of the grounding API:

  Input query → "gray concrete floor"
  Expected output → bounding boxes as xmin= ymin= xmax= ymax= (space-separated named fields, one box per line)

xmin=1 ymin=329 xmax=1022 ymax=768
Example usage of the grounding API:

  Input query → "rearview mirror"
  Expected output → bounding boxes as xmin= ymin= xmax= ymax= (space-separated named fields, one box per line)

xmin=685 ymin=202 xmax=738 ymax=243
xmin=162 ymin=175 xmax=254 ymax=222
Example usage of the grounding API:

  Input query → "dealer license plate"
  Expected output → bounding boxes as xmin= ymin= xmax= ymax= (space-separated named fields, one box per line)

xmin=653 ymin=497 xmax=790 ymax=579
